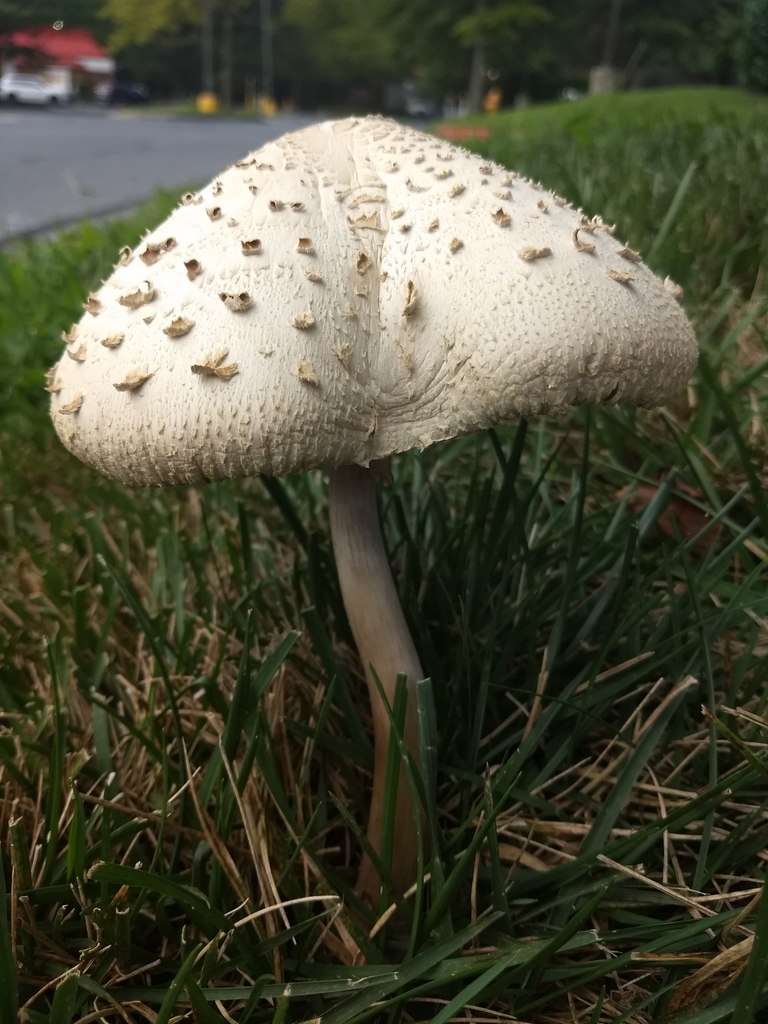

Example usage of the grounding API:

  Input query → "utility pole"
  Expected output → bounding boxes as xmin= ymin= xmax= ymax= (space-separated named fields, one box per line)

xmin=602 ymin=0 xmax=626 ymax=68
xmin=221 ymin=6 xmax=233 ymax=110
xmin=260 ymin=0 xmax=274 ymax=99
xmin=589 ymin=0 xmax=625 ymax=94
xmin=201 ymin=0 xmax=215 ymax=94
xmin=467 ymin=0 xmax=487 ymax=114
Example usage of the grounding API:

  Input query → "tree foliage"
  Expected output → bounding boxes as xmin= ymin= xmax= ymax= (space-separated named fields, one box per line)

xmin=1 ymin=0 xmax=757 ymax=106
xmin=452 ymin=0 xmax=550 ymax=48
xmin=739 ymin=0 xmax=768 ymax=89
xmin=0 ymin=0 xmax=105 ymax=36
xmin=100 ymin=0 xmax=200 ymax=51
xmin=280 ymin=0 xmax=399 ymax=85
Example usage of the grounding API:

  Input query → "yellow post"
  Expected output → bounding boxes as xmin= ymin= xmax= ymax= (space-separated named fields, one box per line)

xmin=196 ymin=92 xmax=220 ymax=114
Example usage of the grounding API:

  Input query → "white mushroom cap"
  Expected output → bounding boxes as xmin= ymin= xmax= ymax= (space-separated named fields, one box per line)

xmin=49 ymin=117 xmax=698 ymax=487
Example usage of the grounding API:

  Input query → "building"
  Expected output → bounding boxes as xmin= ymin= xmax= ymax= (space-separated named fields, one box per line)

xmin=0 ymin=25 xmax=115 ymax=97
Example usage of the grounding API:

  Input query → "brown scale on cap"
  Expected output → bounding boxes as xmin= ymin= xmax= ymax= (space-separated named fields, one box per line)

xmin=44 ymin=368 xmax=62 ymax=393
xmin=206 ymin=206 xmax=222 ymax=220
xmin=391 ymin=208 xmax=404 ymax=219
xmin=479 ymin=164 xmax=493 ymax=174
xmin=67 ymin=342 xmax=87 ymax=362
xmin=356 ymin=252 xmax=373 ymax=274
xmin=492 ymin=208 xmax=511 ymax=228
xmin=219 ymin=292 xmax=252 ymax=312
xmin=118 ymin=246 xmax=133 ymax=265
xmin=349 ymin=193 xmax=385 ymax=209
xmin=494 ymin=190 xmax=512 ymax=200
xmin=269 ymin=200 xmax=285 ymax=211
xmin=296 ymin=361 xmax=319 ymax=384
xmin=62 ymin=325 xmax=78 ymax=343
xmin=414 ymin=153 xmax=425 ymax=164
xmin=212 ymin=180 xmax=223 ymax=195
xmin=227 ymin=217 xmax=238 ymax=227
xmin=449 ymin=183 xmax=466 ymax=198
xmin=405 ymin=178 xmax=429 ymax=193
xmin=191 ymin=350 xmax=239 ymax=379
xmin=664 ymin=277 xmax=684 ymax=299
xmin=384 ymin=162 xmax=399 ymax=173
xmin=83 ymin=294 xmax=102 ymax=315
xmin=501 ymin=174 xmax=515 ymax=186
xmin=606 ymin=268 xmax=637 ymax=284
xmin=293 ymin=312 xmax=315 ymax=329
xmin=248 ymin=185 xmax=259 ymax=195
xmin=305 ymin=270 xmax=323 ymax=283
xmin=163 ymin=317 xmax=194 ymax=338
xmin=573 ymin=228 xmax=595 ymax=254
xmin=140 ymin=237 xmax=176 ymax=265
xmin=331 ymin=342 xmax=351 ymax=368
xmin=181 ymin=192 xmax=202 ymax=205
xmin=297 ymin=237 xmax=314 ymax=254
xmin=343 ymin=305 xmax=357 ymax=319
xmin=241 ymin=239 xmax=262 ymax=255
xmin=428 ymin=217 xmax=439 ymax=232
xmin=537 ymin=200 xmax=549 ymax=213
xmin=349 ymin=212 xmax=383 ymax=231
xmin=403 ymin=281 xmax=418 ymax=317
xmin=184 ymin=259 xmax=202 ymax=279
xmin=118 ymin=281 xmax=154 ymax=309
xmin=449 ymin=238 xmax=463 ymax=253
xmin=114 ymin=370 xmax=152 ymax=392
xmin=291 ymin=202 xmax=304 ymax=211
xmin=434 ymin=169 xmax=452 ymax=180
xmin=101 ymin=331 xmax=125 ymax=348
xmin=58 ymin=394 xmax=83 ymax=414
xmin=143 ymin=313 xmax=155 ymax=323
xmin=617 ymin=246 xmax=642 ymax=263
xmin=520 ymin=246 xmax=552 ymax=261
xmin=399 ymin=223 xmax=412 ymax=233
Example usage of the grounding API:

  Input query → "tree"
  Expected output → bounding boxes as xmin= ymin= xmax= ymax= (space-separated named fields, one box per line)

xmin=452 ymin=0 xmax=549 ymax=111
xmin=0 ymin=0 xmax=106 ymax=37
xmin=281 ymin=0 xmax=400 ymax=87
xmin=100 ymin=0 xmax=200 ymax=52
xmin=739 ymin=0 xmax=768 ymax=90
xmin=100 ymin=0 xmax=248 ymax=102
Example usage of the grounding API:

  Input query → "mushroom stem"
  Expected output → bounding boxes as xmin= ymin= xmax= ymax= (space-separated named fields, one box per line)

xmin=329 ymin=463 xmax=424 ymax=907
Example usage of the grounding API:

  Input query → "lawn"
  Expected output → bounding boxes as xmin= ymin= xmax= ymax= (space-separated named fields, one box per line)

xmin=1 ymin=87 xmax=768 ymax=1024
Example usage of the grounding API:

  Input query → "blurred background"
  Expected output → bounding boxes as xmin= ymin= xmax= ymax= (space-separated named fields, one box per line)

xmin=0 ymin=0 xmax=766 ymax=117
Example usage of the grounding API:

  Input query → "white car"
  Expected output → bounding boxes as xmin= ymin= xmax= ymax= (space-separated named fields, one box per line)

xmin=0 ymin=73 xmax=70 ymax=106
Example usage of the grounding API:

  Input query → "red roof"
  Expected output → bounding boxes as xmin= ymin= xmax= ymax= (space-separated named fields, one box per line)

xmin=3 ymin=26 xmax=110 ymax=69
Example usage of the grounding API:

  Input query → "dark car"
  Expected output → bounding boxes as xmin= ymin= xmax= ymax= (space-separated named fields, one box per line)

xmin=96 ymin=79 xmax=149 ymax=104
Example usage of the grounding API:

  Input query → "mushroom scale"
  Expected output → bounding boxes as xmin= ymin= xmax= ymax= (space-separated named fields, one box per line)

xmin=48 ymin=115 xmax=698 ymax=487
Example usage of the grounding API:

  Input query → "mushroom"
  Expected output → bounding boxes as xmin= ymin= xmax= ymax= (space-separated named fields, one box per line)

xmin=47 ymin=116 xmax=698 ymax=909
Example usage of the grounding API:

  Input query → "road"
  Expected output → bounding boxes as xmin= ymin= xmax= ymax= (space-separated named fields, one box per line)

xmin=0 ymin=105 xmax=320 ymax=242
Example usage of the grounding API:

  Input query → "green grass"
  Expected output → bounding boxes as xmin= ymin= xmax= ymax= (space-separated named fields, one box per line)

xmin=2 ymin=90 xmax=768 ymax=1023
xmin=456 ymin=87 xmax=768 ymax=138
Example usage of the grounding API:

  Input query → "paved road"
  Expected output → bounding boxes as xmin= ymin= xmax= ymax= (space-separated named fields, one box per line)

xmin=0 ymin=106 xmax=320 ymax=242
